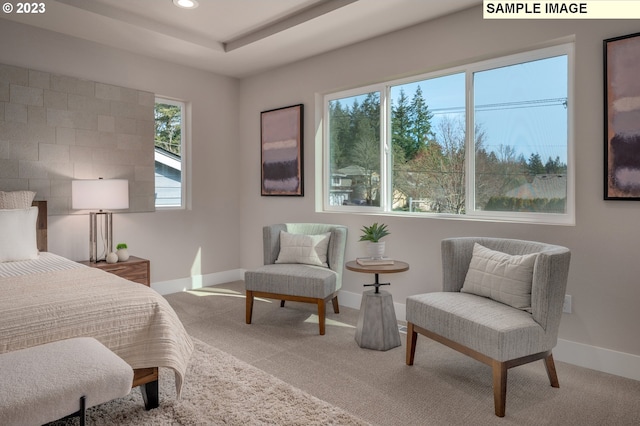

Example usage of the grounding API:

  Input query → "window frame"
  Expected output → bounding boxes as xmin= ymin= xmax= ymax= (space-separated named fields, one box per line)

xmin=321 ymin=43 xmax=574 ymax=225
xmin=154 ymin=96 xmax=188 ymax=210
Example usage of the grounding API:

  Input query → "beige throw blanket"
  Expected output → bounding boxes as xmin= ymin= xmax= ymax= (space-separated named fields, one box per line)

xmin=0 ymin=267 xmax=194 ymax=395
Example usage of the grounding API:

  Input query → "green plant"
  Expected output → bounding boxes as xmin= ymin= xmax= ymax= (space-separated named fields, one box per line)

xmin=116 ymin=243 xmax=128 ymax=250
xmin=359 ymin=223 xmax=390 ymax=243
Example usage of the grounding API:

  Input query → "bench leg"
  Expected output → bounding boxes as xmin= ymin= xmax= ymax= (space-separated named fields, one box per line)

xmin=140 ymin=380 xmax=159 ymax=410
xmin=79 ymin=395 xmax=86 ymax=426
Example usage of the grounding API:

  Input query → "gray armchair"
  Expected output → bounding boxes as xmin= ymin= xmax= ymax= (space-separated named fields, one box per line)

xmin=244 ymin=223 xmax=347 ymax=335
xmin=406 ymin=237 xmax=571 ymax=417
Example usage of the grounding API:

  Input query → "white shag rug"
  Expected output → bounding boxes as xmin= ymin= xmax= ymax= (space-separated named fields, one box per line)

xmin=49 ymin=338 xmax=369 ymax=425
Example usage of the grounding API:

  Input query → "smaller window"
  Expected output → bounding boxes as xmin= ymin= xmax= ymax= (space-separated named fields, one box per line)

xmin=154 ymin=98 xmax=185 ymax=208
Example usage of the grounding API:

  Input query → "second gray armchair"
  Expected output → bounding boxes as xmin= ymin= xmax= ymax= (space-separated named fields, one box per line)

xmin=406 ymin=237 xmax=571 ymax=417
xmin=244 ymin=223 xmax=347 ymax=335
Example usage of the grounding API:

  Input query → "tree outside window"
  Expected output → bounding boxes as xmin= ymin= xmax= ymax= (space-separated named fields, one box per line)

xmin=324 ymin=44 xmax=572 ymax=224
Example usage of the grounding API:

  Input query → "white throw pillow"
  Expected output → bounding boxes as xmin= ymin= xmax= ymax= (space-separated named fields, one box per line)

xmin=275 ymin=231 xmax=331 ymax=267
xmin=0 ymin=191 xmax=36 ymax=209
xmin=461 ymin=243 xmax=537 ymax=311
xmin=0 ymin=207 xmax=39 ymax=262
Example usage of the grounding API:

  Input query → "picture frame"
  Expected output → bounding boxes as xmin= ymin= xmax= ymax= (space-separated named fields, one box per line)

xmin=604 ymin=32 xmax=640 ymax=200
xmin=261 ymin=104 xmax=304 ymax=196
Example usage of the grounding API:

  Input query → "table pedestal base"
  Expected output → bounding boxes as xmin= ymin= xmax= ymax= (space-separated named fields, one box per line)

xmin=355 ymin=290 xmax=401 ymax=351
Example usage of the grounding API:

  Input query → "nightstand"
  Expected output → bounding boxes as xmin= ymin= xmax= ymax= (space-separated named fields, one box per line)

xmin=79 ymin=256 xmax=150 ymax=286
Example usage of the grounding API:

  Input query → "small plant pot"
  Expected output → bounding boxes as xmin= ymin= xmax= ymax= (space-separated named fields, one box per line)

xmin=367 ymin=242 xmax=386 ymax=259
xmin=106 ymin=252 xmax=118 ymax=264
xmin=116 ymin=249 xmax=130 ymax=262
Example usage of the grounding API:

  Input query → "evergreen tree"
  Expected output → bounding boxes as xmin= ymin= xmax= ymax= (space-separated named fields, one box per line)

xmin=408 ymin=86 xmax=434 ymax=157
xmin=545 ymin=156 xmax=566 ymax=174
xmin=391 ymin=89 xmax=413 ymax=162
xmin=155 ymin=103 xmax=181 ymax=156
xmin=527 ymin=153 xmax=545 ymax=176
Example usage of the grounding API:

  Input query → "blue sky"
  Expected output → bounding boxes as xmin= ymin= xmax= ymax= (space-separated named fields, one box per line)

xmin=392 ymin=54 xmax=568 ymax=163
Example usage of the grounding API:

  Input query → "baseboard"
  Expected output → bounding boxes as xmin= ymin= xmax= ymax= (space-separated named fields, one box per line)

xmin=338 ymin=289 xmax=640 ymax=382
xmin=554 ymin=339 xmax=640 ymax=381
xmin=152 ymin=269 xmax=245 ymax=295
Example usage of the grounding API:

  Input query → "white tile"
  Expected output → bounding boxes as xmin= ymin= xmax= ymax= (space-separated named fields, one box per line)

xmin=10 ymin=84 xmax=43 ymax=106
xmin=28 ymin=70 xmax=50 ymax=90
xmin=5 ymin=103 xmax=27 ymax=123
xmin=51 ymin=75 xmax=95 ymax=97
xmin=39 ymin=143 xmax=70 ymax=163
xmin=97 ymin=115 xmax=115 ymax=133
xmin=0 ymin=64 xmax=28 ymax=85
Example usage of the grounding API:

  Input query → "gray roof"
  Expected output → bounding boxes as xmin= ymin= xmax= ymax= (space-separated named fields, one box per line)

xmin=506 ymin=175 xmax=566 ymax=199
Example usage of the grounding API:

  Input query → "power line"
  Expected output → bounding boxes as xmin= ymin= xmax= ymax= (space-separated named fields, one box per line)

xmin=429 ymin=97 xmax=567 ymax=115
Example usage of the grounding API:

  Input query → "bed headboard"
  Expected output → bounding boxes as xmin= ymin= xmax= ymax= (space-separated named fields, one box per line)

xmin=32 ymin=200 xmax=48 ymax=252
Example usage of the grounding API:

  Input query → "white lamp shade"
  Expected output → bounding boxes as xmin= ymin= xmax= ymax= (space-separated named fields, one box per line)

xmin=72 ymin=179 xmax=129 ymax=210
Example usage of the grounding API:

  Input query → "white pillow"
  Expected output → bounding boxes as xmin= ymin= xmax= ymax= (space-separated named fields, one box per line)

xmin=0 ymin=191 xmax=36 ymax=209
xmin=275 ymin=231 xmax=331 ymax=267
xmin=461 ymin=243 xmax=537 ymax=311
xmin=0 ymin=207 xmax=39 ymax=262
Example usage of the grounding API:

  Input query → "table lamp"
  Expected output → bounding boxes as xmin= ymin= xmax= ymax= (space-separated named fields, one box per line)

xmin=72 ymin=178 xmax=129 ymax=263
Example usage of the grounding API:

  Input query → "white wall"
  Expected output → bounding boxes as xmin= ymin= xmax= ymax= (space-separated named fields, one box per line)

xmin=238 ymin=6 xmax=640 ymax=377
xmin=0 ymin=19 xmax=242 ymax=285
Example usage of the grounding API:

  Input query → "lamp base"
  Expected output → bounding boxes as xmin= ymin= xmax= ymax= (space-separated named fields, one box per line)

xmin=89 ymin=211 xmax=113 ymax=263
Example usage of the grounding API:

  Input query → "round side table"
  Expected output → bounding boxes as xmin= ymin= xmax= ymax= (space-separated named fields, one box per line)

xmin=345 ymin=260 xmax=410 ymax=351
xmin=345 ymin=260 xmax=410 ymax=293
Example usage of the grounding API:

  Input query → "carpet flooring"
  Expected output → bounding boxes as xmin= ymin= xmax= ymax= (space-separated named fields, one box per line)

xmin=164 ymin=281 xmax=640 ymax=426
xmin=49 ymin=338 xmax=368 ymax=425
xmin=47 ymin=280 xmax=640 ymax=425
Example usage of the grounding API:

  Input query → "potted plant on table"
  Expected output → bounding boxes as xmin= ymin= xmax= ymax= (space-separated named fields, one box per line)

xmin=116 ymin=243 xmax=130 ymax=262
xmin=359 ymin=222 xmax=390 ymax=259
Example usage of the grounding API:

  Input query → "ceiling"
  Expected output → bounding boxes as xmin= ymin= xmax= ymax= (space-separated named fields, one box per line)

xmin=2 ymin=0 xmax=482 ymax=78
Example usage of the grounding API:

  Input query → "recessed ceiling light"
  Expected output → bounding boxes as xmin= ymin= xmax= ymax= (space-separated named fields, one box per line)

xmin=172 ymin=0 xmax=199 ymax=9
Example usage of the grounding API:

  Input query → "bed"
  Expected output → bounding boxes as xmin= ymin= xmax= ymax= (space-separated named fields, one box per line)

xmin=0 ymin=196 xmax=194 ymax=409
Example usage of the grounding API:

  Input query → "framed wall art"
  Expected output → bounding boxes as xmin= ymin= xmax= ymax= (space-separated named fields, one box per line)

xmin=604 ymin=32 xmax=640 ymax=200
xmin=261 ymin=104 xmax=304 ymax=196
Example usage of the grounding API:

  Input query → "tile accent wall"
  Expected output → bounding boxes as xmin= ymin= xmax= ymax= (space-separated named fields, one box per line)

xmin=0 ymin=63 xmax=155 ymax=215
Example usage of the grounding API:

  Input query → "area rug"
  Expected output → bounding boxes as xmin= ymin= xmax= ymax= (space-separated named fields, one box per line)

xmin=51 ymin=338 xmax=369 ymax=425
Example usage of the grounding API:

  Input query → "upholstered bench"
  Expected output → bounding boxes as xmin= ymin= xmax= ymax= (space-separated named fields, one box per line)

xmin=0 ymin=337 xmax=134 ymax=426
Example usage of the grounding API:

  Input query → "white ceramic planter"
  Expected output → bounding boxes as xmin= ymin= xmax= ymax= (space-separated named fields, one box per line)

xmin=106 ymin=252 xmax=118 ymax=264
xmin=367 ymin=241 xmax=386 ymax=259
xmin=116 ymin=249 xmax=130 ymax=262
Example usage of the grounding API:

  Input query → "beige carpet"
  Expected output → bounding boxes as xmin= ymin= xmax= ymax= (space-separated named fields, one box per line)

xmin=49 ymin=338 xmax=368 ymax=425
xmin=165 ymin=281 xmax=640 ymax=426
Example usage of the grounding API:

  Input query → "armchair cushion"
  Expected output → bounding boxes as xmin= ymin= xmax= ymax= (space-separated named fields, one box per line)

xmin=245 ymin=264 xmax=337 ymax=299
xmin=275 ymin=231 xmax=331 ymax=267
xmin=406 ymin=292 xmax=546 ymax=361
xmin=461 ymin=243 xmax=537 ymax=311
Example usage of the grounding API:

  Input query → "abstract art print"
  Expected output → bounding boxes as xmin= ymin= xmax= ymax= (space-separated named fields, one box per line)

xmin=604 ymin=32 xmax=640 ymax=200
xmin=261 ymin=104 xmax=304 ymax=196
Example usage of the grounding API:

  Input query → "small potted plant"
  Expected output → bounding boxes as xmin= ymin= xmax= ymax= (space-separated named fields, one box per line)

xmin=359 ymin=222 xmax=390 ymax=259
xmin=116 ymin=243 xmax=130 ymax=262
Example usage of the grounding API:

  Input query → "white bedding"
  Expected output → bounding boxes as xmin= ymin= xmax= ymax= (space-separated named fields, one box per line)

xmin=0 ymin=252 xmax=84 ymax=277
xmin=0 ymin=252 xmax=194 ymax=396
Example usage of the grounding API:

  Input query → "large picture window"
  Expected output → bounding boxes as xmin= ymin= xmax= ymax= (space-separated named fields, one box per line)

xmin=323 ymin=44 xmax=573 ymax=224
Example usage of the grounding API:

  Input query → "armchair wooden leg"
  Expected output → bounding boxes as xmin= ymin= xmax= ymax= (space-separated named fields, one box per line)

xmin=492 ymin=360 xmax=507 ymax=417
xmin=280 ymin=300 xmax=285 ymax=307
xmin=406 ymin=322 xmax=417 ymax=365
xmin=246 ymin=290 xmax=254 ymax=324
xmin=317 ymin=299 xmax=326 ymax=335
xmin=331 ymin=295 xmax=340 ymax=314
xmin=544 ymin=353 xmax=560 ymax=388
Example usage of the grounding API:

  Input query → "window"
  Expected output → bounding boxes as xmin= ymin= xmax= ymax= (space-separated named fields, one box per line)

xmin=154 ymin=98 xmax=185 ymax=208
xmin=323 ymin=43 xmax=573 ymax=224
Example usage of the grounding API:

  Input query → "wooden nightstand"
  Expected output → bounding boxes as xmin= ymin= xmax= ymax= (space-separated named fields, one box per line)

xmin=79 ymin=256 xmax=150 ymax=286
